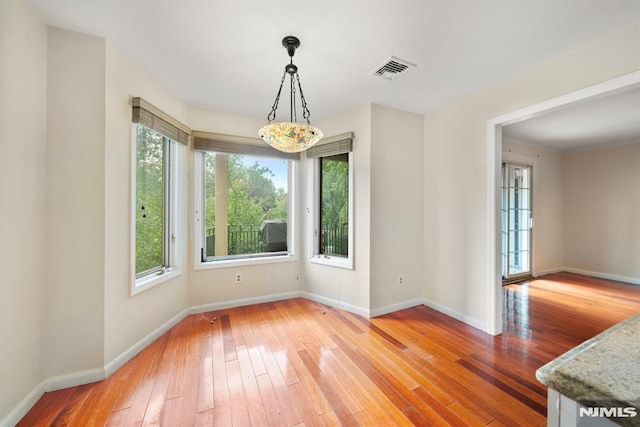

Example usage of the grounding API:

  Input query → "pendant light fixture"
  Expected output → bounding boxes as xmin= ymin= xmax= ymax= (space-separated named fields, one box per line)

xmin=259 ymin=36 xmax=323 ymax=153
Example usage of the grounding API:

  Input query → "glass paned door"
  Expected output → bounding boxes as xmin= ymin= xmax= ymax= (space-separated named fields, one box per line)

xmin=502 ymin=163 xmax=532 ymax=280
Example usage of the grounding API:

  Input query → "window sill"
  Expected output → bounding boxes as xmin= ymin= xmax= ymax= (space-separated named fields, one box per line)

xmin=310 ymin=255 xmax=353 ymax=270
xmin=195 ymin=253 xmax=298 ymax=271
xmin=132 ymin=268 xmax=181 ymax=296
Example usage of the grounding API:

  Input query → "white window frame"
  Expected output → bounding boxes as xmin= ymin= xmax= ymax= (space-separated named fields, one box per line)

xmin=130 ymin=124 xmax=181 ymax=295
xmin=193 ymin=151 xmax=298 ymax=270
xmin=309 ymin=151 xmax=354 ymax=270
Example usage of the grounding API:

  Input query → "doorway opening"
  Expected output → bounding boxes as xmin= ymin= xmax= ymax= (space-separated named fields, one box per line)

xmin=485 ymin=70 xmax=640 ymax=335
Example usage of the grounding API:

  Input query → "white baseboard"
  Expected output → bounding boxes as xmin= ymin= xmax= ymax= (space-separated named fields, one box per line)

xmin=1 ymin=365 xmax=109 ymax=427
xmin=561 ymin=267 xmax=640 ymax=286
xmin=370 ymin=298 xmax=425 ymax=317
xmin=422 ymin=297 xmax=488 ymax=333
xmin=537 ymin=266 xmax=565 ymax=276
xmin=0 ymin=382 xmax=45 ymax=427
xmin=189 ymin=291 xmax=302 ymax=315
xmin=44 ymin=368 xmax=106 ymax=392
xmin=300 ymin=292 xmax=370 ymax=318
xmin=514 ymin=266 xmax=640 ymax=286
xmin=104 ymin=308 xmax=190 ymax=378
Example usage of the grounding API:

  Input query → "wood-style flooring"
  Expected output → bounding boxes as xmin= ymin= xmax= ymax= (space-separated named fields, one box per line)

xmin=18 ymin=272 xmax=640 ymax=426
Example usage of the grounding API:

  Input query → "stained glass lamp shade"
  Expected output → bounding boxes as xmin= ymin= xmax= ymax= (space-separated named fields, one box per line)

xmin=259 ymin=36 xmax=323 ymax=153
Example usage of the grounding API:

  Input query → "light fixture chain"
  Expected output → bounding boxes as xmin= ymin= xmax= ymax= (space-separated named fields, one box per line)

xmin=267 ymin=71 xmax=288 ymax=122
xmin=296 ymin=73 xmax=311 ymax=124
xmin=291 ymin=73 xmax=297 ymax=123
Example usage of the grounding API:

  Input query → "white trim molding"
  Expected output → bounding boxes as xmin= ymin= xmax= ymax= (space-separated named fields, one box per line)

xmin=370 ymin=298 xmax=425 ymax=318
xmin=0 ymin=384 xmax=45 ymax=427
xmin=190 ymin=292 xmax=302 ymax=314
xmin=0 ymin=367 xmax=107 ymax=427
xmin=300 ymin=292 xmax=370 ymax=318
xmin=44 ymin=368 xmax=106 ymax=392
xmin=537 ymin=267 xmax=565 ymax=277
xmin=422 ymin=298 xmax=488 ymax=333
xmin=562 ymin=267 xmax=640 ymax=286
xmin=104 ymin=308 xmax=190 ymax=377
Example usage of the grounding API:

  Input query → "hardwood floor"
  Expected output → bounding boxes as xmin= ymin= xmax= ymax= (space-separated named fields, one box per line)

xmin=18 ymin=272 xmax=640 ymax=426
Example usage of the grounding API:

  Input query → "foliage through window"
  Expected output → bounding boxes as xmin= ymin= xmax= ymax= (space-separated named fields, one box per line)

xmin=135 ymin=125 xmax=171 ymax=276
xmin=201 ymin=152 xmax=290 ymax=261
xmin=320 ymin=154 xmax=349 ymax=256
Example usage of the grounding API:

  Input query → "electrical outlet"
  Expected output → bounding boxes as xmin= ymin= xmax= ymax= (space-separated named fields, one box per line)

xmin=235 ymin=273 xmax=243 ymax=284
xmin=398 ymin=275 xmax=404 ymax=285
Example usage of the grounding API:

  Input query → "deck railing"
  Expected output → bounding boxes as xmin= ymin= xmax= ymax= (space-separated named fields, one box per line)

xmin=320 ymin=223 xmax=349 ymax=256
xmin=205 ymin=225 xmax=262 ymax=256
xmin=205 ymin=223 xmax=348 ymax=256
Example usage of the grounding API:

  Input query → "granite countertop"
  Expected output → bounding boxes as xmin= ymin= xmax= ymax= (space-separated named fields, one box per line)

xmin=536 ymin=312 xmax=640 ymax=426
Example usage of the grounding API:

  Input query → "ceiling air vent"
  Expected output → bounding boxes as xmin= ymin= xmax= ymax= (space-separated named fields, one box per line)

xmin=370 ymin=56 xmax=417 ymax=81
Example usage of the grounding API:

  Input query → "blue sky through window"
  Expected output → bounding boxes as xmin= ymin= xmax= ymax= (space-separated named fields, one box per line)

xmin=241 ymin=156 xmax=288 ymax=192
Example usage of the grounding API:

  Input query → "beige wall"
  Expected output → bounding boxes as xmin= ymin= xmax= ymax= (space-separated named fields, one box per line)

xmin=370 ymin=104 xmax=424 ymax=312
xmin=0 ymin=0 xmax=47 ymax=422
xmin=104 ymin=41 xmax=190 ymax=364
xmin=563 ymin=143 xmax=640 ymax=282
xmin=45 ymin=28 xmax=106 ymax=379
xmin=424 ymin=24 xmax=640 ymax=332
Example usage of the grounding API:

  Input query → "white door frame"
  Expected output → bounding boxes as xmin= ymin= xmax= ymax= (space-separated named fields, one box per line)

xmin=485 ymin=70 xmax=640 ymax=335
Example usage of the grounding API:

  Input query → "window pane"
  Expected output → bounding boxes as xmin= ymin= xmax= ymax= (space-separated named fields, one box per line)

xmin=204 ymin=153 xmax=289 ymax=259
xmin=135 ymin=126 xmax=166 ymax=275
xmin=320 ymin=154 xmax=349 ymax=256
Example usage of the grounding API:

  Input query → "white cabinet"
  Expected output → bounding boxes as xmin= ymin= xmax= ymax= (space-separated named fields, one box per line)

xmin=546 ymin=389 xmax=621 ymax=427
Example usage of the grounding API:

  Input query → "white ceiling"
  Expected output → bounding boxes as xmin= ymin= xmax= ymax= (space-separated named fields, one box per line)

xmin=28 ymin=0 xmax=640 ymax=122
xmin=503 ymin=87 xmax=640 ymax=151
